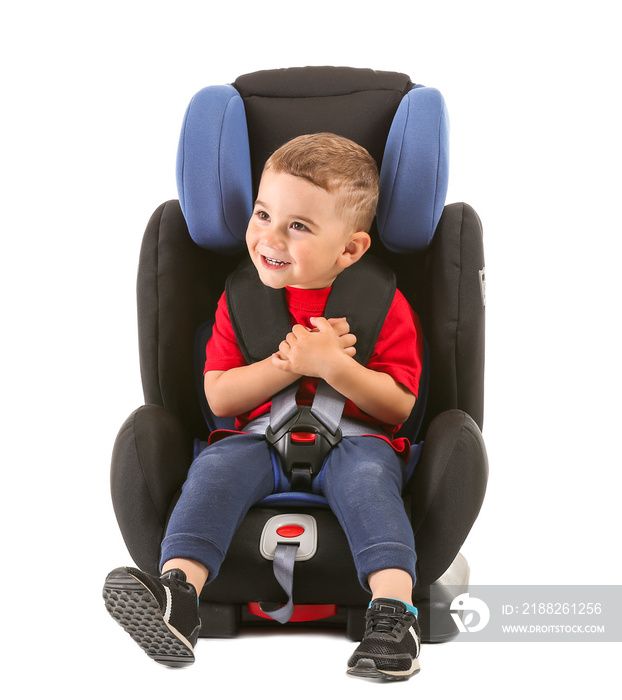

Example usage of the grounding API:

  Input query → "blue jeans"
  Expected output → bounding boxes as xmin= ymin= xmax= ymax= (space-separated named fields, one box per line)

xmin=160 ymin=433 xmax=416 ymax=591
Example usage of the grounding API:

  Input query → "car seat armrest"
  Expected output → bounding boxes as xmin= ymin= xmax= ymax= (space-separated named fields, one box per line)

xmin=408 ymin=409 xmax=488 ymax=589
xmin=111 ymin=404 xmax=193 ymax=574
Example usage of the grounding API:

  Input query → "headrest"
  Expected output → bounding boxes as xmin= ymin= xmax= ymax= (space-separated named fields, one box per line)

xmin=377 ymin=86 xmax=449 ymax=253
xmin=176 ymin=73 xmax=448 ymax=255
xmin=176 ymin=85 xmax=252 ymax=255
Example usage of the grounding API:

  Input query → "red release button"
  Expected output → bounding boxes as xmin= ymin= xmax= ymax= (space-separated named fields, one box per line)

xmin=276 ymin=525 xmax=305 ymax=538
xmin=291 ymin=432 xmax=316 ymax=444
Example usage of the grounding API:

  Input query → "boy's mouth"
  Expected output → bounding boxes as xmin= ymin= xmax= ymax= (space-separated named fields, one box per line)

xmin=261 ymin=255 xmax=291 ymax=268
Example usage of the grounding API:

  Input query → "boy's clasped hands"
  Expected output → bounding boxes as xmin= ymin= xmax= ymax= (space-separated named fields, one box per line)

xmin=271 ymin=316 xmax=357 ymax=377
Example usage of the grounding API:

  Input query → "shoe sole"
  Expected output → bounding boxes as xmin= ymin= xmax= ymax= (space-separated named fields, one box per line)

xmin=103 ymin=568 xmax=195 ymax=667
xmin=347 ymin=657 xmax=420 ymax=681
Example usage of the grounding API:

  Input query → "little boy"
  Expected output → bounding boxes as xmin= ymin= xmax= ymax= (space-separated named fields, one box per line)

xmin=104 ymin=133 xmax=423 ymax=681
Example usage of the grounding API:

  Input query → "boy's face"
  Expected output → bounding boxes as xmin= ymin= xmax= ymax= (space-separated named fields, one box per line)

xmin=246 ymin=169 xmax=356 ymax=290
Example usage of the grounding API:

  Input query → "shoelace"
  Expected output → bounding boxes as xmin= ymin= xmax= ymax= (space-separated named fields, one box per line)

xmin=161 ymin=570 xmax=197 ymax=596
xmin=366 ymin=609 xmax=410 ymax=639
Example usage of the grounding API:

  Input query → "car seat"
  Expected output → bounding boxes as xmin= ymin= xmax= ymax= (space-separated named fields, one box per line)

xmin=110 ymin=66 xmax=488 ymax=643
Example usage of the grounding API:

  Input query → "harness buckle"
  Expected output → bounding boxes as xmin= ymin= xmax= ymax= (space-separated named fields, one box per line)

xmin=265 ymin=406 xmax=343 ymax=490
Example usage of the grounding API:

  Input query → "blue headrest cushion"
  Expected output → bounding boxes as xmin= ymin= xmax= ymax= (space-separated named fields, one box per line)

xmin=176 ymin=83 xmax=448 ymax=254
xmin=176 ymin=85 xmax=253 ymax=254
xmin=377 ymin=86 xmax=449 ymax=253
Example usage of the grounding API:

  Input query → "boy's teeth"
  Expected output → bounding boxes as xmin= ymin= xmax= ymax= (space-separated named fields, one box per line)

xmin=265 ymin=257 xmax=287 ymax=266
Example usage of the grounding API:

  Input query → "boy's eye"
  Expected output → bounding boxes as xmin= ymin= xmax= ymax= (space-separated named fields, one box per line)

xmin=291 ymin=221 xmax=308 ymax=231
xmin=255 ymin=210 xmax=270 ymax=221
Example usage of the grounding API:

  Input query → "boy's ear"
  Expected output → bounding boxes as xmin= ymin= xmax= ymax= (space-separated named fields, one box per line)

xmin=339 ymin=231 xmax=372 ymax=269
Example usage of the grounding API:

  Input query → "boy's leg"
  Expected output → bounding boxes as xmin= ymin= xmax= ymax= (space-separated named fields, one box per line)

xmin=319 ymin=437 xmax=420 ymax=681
xmin=368 ymin=568 xmax=414 ymax=606
xmin=104 ymin=433 xmax=275 ymax=666
xmin=159 ymin=433 xmax=275 ymax=584
xmin=319 ymin=436 xmax=417 ymax=592
xmin=161 ymin=558 xmax=209 ymax=595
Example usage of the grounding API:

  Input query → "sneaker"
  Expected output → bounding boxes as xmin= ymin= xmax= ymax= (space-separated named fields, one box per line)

xmin=347 ymin=598 xmax=421 ymax=681
xmin=103 ymin=566 xmax=201 ymax=667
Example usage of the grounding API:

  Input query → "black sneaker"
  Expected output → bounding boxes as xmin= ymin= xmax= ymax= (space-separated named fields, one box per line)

xmin=103 ymin=566 xmax=201 ymax=667
xmin=347 ymin=598 xmax=421 ymax=681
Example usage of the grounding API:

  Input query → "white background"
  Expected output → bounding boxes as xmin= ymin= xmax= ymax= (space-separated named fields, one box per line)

xmin=3 ymin=0 xmax=620 ymax=696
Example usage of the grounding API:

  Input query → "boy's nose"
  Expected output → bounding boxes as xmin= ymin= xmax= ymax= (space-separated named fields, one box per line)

xmin=261 ymin=227 xmax=286 ymax=250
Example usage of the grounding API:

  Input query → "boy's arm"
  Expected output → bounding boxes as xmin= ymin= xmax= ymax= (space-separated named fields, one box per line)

xmin=205 ymin=359 xmax=301 ymax=418
xmin=323 ymin=358 xmax=415 ymax=426
xmin=271 ymin=317 xmax=415 ymax=426
xmin=206 ymin=317 xmax=356 ymax=418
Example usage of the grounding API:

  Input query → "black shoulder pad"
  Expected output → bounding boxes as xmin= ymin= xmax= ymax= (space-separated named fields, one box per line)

xmin=225 ymin=255 xmax=396 ymax=366
xmin=324 ymin=255 xmax=396 ymax=365
xmin=225 ymin=258 xmax=292 ymax=364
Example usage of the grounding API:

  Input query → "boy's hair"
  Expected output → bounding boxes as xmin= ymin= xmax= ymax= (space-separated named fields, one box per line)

xmin=264 ymin=132 xmax=379 ymax=233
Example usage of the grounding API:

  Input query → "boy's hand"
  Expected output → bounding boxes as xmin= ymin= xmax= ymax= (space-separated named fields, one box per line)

xmin=269 ymin=315 xmax=415 ymax=425
xmin=271 ymin=316 xmax=356 ymax=377
xmin=325 ymin=317 xmax=357 ymax=357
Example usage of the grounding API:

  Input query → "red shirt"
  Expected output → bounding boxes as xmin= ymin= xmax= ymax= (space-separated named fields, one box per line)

xmin=204 ymin=285 xmax=423 ymax=454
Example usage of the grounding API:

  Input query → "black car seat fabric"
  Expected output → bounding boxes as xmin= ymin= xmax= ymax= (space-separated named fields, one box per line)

xmin=111 ymin=66 xmax=488 ymax=642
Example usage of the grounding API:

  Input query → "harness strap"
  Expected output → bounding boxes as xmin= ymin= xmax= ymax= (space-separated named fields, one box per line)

xmin=245 ymin=413 xmax=388 ymax=439
xmin=268 ymin=382 xmax=299 ymax=432
xmin=271 ymin=379 xmax=346 ymax=435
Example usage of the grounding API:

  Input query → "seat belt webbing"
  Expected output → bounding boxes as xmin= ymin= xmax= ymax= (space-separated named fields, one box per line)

xmin=259 ymin=542 xmax=300 ymax=624
xmin=270 ymin=379 xmax=346 ymax=434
